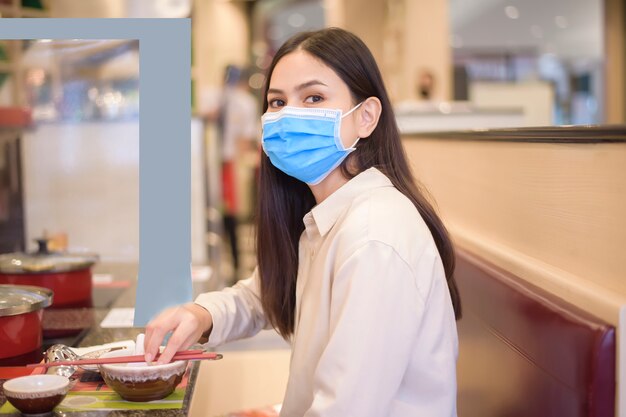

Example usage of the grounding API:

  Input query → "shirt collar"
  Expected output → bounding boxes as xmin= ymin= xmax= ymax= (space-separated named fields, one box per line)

xmin=303 ymin=167 xmax=394 ymax=239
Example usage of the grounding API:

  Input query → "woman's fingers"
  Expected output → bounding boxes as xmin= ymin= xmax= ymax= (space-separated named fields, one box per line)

xmin=143 ymin=303 xmax=213 ymax=364
xmin=157 ymin=318 xmax=198 ymax=364
xmin=144 ymin=307 xmax=178 ymax=363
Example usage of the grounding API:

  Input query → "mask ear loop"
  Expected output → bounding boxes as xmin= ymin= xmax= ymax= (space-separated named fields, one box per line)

xmin=341 ymin=101 xmax=364 ymax=150
xmin=341 ymin=101 xmax=363 ymax=119
xmin=347 ymin=136 xmax=361 ymax=150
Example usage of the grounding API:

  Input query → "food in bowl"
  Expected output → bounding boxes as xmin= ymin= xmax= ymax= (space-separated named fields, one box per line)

xmin=98 ymin=349 xmax=187 ymax=402
xmin=2 ymin=374 xmax=70 ymax=415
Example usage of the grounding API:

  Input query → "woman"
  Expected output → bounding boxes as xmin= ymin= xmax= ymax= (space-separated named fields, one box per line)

xmin=145 ymin=27 xmax=461 ymax=417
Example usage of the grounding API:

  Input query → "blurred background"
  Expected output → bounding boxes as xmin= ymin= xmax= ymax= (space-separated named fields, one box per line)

xmin=0 ymin=0 xmax=623 ymax=287
xmin=0 ymin=1 xmax=625 ymax=416
xmin=0 ymin=37 xmax=139 ymax=262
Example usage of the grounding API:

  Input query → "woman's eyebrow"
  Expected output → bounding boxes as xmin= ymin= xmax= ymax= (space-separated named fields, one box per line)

xmin=267 ymin=87 xmax=283 ymax=95
xmin=295 ymin=79 xmax=328 ymax=91
xmin=267 ymin=80 xmax=328 ymax=96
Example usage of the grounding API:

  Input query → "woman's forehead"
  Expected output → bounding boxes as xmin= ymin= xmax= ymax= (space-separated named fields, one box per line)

xmin=269 ymin=50 xmax=342 ymax=89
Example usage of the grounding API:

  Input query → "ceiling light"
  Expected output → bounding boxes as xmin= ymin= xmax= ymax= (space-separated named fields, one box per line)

xmin=555 ymin=15 xmax=568 ymax=28
xmin=248 ymin=73 xmax=265 ymax=90
xmin=287 ymin=13 xmax=306 ymax=28
xmin=504 ymin=6 xmax=519 ymax=19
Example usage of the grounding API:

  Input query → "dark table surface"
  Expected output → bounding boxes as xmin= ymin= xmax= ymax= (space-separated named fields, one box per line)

xmin=0 ymin=263 xmax=201 ymax=416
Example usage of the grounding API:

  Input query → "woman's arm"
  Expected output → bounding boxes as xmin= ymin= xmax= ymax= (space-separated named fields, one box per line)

xmin=195 ymin=268 xmax=269 ymax=347
xmin=144 ymin=269 xmax=268 ymax=363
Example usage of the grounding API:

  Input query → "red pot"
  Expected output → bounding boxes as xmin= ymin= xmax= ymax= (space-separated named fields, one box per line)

xmin=0 ymin=284 xmax=53 ymax=360
xmin=0 ymin=239 xmax=97 ymax=308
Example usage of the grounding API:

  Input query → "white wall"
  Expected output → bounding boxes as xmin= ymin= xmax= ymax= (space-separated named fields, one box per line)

xmin=23 ymin=121 xmax=208 ymax=264
xmin=22 ymin=122 xmax=140 ymax=262
xmin=470 ymin=81 xmax=554 ymax=126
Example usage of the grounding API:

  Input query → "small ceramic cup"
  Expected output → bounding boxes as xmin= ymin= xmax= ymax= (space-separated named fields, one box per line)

xmin=3 ymin=374 xmax=70 ymax=415
xmin=98 ymin=349 xmax=187 ymax=402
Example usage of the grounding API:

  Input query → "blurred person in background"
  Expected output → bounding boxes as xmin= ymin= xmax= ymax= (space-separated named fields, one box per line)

xmin=417 ymin=68 xmax=436 ymax=100
xmin=204 ymin=65 xmax=259 ymax=282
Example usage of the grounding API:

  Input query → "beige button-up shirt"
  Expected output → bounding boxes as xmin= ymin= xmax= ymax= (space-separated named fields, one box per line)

xmin=196 ymin=167 xmax=458 ymax=417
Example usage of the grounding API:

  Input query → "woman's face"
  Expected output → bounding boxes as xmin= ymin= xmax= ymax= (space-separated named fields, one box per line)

xmin=266 ymin=49 xmax=360 ymax=149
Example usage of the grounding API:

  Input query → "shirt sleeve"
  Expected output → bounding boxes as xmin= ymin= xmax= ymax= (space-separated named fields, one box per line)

xmin=194 ymin=268 xmax=270 ymax=347
xmin=304 ymin=240 xmax=429 ymax=417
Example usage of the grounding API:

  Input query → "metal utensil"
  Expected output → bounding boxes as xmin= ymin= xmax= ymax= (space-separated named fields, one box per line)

xmin=44 ymin=344 xmax=127 ymax=377
xmin=44 ymin=344 xmax=79 ymax=377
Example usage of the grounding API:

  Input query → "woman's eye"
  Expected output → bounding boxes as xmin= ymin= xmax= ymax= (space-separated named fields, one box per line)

xmin=268 ymin=98 xmax=285 ymax=108
xmin=305 ymin=95 xmax=323 ymax=104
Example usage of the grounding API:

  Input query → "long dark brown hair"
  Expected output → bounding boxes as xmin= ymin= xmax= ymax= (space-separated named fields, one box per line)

xmin=256 ymin=27 xmax=461 ymax=339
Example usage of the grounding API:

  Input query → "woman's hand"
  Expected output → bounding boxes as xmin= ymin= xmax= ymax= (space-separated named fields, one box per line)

xmin=143 ymin=303 xmax=213 ymax=364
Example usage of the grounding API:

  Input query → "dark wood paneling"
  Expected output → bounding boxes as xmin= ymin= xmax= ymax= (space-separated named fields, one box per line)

xmin=406 ymin=125 xmax=626 ymax=143
xmin=456 ymin=249 xmax=616 ymax=417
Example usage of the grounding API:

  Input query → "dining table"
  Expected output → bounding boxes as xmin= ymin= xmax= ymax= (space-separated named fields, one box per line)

xmin=0 ymin=263 xmax=206 ymax=417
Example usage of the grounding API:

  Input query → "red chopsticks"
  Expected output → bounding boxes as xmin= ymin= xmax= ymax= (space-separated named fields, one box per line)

xmin=27 ymin=349 xmax=222 ymax=368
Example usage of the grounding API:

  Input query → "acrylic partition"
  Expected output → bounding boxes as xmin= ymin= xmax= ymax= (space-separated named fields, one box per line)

xmin=21 ymin=119 xmax=210 ymax=266
xmin=403 ymin=126 xmax=626 ymax=417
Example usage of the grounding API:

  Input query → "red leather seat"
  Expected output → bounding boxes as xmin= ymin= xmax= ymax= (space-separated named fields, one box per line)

xmin=456 ymin=249 xmax=615 ymax=417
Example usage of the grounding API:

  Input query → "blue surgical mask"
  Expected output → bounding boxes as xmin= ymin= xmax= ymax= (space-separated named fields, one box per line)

xmin=261 ymin=103 xmax=362 ymax=185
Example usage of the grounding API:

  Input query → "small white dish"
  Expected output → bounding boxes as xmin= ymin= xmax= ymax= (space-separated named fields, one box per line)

xmin=3 ymin=374 xmax=70 ymax=415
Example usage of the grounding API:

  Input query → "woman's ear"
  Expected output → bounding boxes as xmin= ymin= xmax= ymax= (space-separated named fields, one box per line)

xmin=356 ymin=97 xmax=382 ymax=139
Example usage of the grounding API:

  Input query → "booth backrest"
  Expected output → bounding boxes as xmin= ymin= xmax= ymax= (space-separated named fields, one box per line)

xmin=456 ymin=249 xmax=616 ymax=417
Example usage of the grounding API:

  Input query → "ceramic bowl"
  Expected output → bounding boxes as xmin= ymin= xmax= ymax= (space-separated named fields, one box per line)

xmin=3 ymin=374 xmax=70 ymax=415
xmin=98 ymin=349 xmax=187 ymax=402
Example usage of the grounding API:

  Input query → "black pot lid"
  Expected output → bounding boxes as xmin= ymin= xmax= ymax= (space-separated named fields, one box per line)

xmin=0 ymin=239 xmax=98 ymax=274
xmin=0 ymin=284 xmax=53 ymax=317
